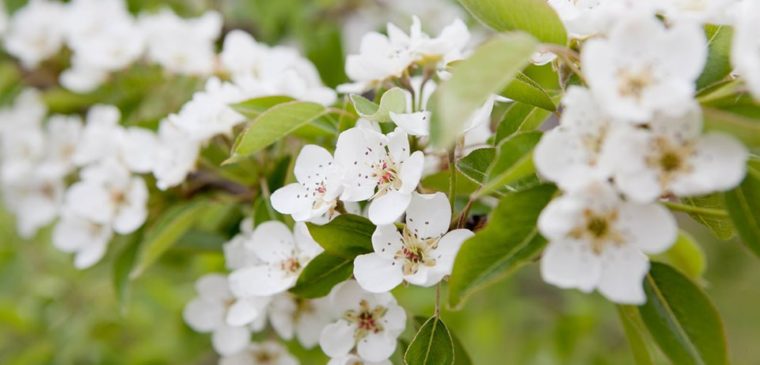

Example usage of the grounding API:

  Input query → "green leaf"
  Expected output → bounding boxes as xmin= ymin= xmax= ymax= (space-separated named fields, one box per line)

xmin=448 ymin=184 xmax=556 ymax=309
xmin=291 ymin=252 xmax=353 ymax=298
xmin=495 ymin=102 xmax=552 ymax=143
xmin=231 ymin=95 xmax=295 ymax=118
xmin=477 ymin=132 xmax=541 ymax=197
xmin=501 ymin=73 xmax=556 ymax=111
xmin=702 ymin=107 xmax=760 ymax=147
xmin=405 ymin=316 xmax=455 ymax=365
xmin=617 ymin=305 xmax=655 ymax=365
xmin=431 ymin=33 xmax=538 ymax=148
xmin=458 ymin=0 xmax=567 ymax=45
xmin=113 ymin=231 xmax=143 ymax=313
xmin=421 ymin=171 xmax=480 ymax=197
xmin=457 ymin=148 xmax=495 ymax=184
xmin=655 ymin=231 xmax=706 ymax=280
xmin=130 ymin=201 xmax=209 ymax=278
xmin=412 ymin=316 xmax=472 ymax=365
xmin=696 ymin=25 xmax=734 ymax=90
xmin=350 ymin=87 xmax=406 ymax=123
xmin=638 ymin=262 xmax=729 ymax=365
xmin=680 ymin=194 xmax=735 ymax=240
xmin=724 ymin=169 xmax=760 ymax=258
xmin=306 ymin=214 xmax=375 ymax=258
xmin=231 ymin=101 xmax=327 ymax=157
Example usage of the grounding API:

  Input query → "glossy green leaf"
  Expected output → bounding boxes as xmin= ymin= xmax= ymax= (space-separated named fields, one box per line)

xmin=431 ymin=33 xmax=538 ymax=148
xmin=495 ymin=102 xmax=552 ymax=142
xmin=457 ymin=148 xmax=495 ymax=184
xmin=655 ymin=231 xmax=706 ymax=280
xmin=702 ymin=107 xmax=760 ymax=147
xmin=412 ymin=316 xmax=472 ymax=365
xmin=458 ymin=0 xmax=567 ymax=45
xmin=350 ymin=87 xmax=406 ymax=123
xmin=405 ymin=316 xmax=455 ymax=365
xmin=231 ymin=95 xmax=295 ymax=118
xmin=680 ymin=194 xmax=735 ymax=240
xmin=448 ymin=184 xmax=556 ymax=309
xmin=130 ymin=201 xmax=209 ymax=278
xmin=696 ymin=25 xmax=733 ymax=90
xmin=421 ymin=170 xmax=480 ymax=197
xmin=501 ymin=73 xmax=556 ymax=111
xmin=291 ymin=252 xmax=353 ymax=298
xmin=638 ymin=262 xmax=729 ymax=365
xmin=477 ymin=132 xmax=541 ymax=197
xmin=306 ymin=214 xmax=374 ymax=258
xmin=232 ymin=101 xmax=327 ymax=157
xmin=724 ymin=167 xmax=760 ymax=258
xmin=617 ymin=305 xmax=655 ymax=365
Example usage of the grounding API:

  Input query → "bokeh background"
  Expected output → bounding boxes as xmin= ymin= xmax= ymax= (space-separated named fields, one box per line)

xmin=1 ymin=0 xmax=759 ymax=364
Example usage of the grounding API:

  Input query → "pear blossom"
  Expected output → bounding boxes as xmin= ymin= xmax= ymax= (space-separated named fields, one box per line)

xmin=139 ymin=9 xmax=222 ymax=75
xmin=732 ymin=0 xmax=760 ymax=100
xmin=73 ymin=105 xmax=124 ymax=167
xmin=354 ymin=192 xmax=473 ymax=292
xmin=2 ymin=169 xmax=63 ymax=238
xmin=40 ymin=115 xmax=83 ymax=177
xmin=224 ymin=219 xmax=260 ymax=271
xmin=183 ymin=274 xmax=270 ymax=356
xmin=581 ymin=13 xmax=707 ymax=122
xmin=603 ymin=105 xmax=748 ymax=203
xmin=152 ymin=120 xmax=201 ymax=190
xmin=0 ymin=119 xmax=44 ymax=184
xmin=268 ymin=293 xmax=333 ymax=348
xmin=229 ymin=222 xmax=323 ymax=297
xmin=328 ymin=355 xmax=391 ymax=365
xmin=52 ymin=211 xmax=113 ymax=269
xmin=3 ymin=0 xmax=66 ymax=68
xmin=534 ymin=86 xmax=620 ymax=191
xmin=119 ymin=127 xmax=159 ymax=174
xmin=656 ymin=0 xmax=736 ymax=24
xmin=539 ymin=182 xmax=678 ymax=304
xmin=168 ymin=77 xmax=246 ymax=141
xmin=334 ymin=126 xmax=424 ymax=225
xmin=271 ymin=145 xmax=344 ymax=222
xmin=319 ymin=280 xmax=406 ymax=363
xmin=220 ymin=341 xmax=298 ymax=365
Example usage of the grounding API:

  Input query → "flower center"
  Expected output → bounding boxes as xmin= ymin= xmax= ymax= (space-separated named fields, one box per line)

xmin=395 ymin=228 xmax=439 ymax=275
xmin=647 ymin=137 xmax=694 ymax=188
xmin=279 ymin=257 xmax=301 ymax=274
xmin=251 ymin=350 xmax=278 ymax=364
xmin=570 ymin=209 xmax=622 ymax=254
xmin=617 ymin=68 xmax=653 ymax=100
xmin=345 ymin=300 xmax=387 ymax=340
xmin=371 ymin=159 xmax=402 ymax=197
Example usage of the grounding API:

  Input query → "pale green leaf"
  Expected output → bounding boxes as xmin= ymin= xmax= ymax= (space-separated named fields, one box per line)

xmin=232 ymin=101 xmax=327 ymax=157
xmin=457 ymin=0 xmax=567 ymax=45
xmin=405 ymin=316 xmax=455 ymax=365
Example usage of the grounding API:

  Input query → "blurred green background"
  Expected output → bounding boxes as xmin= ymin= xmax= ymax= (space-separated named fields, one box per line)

xmin=2 ymin=0 xmax=760 ymax=364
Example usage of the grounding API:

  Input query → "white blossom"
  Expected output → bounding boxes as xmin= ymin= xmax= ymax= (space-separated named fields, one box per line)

xmin=40 ymin=115 xmax=83 ymax=177
xmin=319 ymin=280 xmax=406 ymax=363
xmin=656 ymin=0 xmax=737 ymax=24
xmin=334 ymin=126 xmax=424 ymax=225
xmin=354 ymin=192 xmax=472 ymax=292
xmin=271 ymin=145 xmax=344 ymax=222
xmin=581 ymin=13 xmax=707 ymax=122
xmin=73 ymin=104 xmax=124 ymax=167
xmin=152 ymin=120 xmax=201 ymax=190
xmin=52 ymin=211 xmax=113 ymax=269
xmin=538 ymin=182 xmax=677 ymax=304
xmin=328 ymin=354 xmax=391 ymax=365
xmin=2 ymin=169 xmax=63 ymax=238
xmin=220 ymin=341 xmax=299 ymax=365
xmin=268 ymin=293 xmax=333 ymax=348
xmin=3 ymin=0 xmax=66 ymax=68
xmin=168 ymin=77 xmax=246 ymax=141
xmin=229 ymin=222 xmax=323 ymax=297
xmin=732 ymin=0 xmax=760 ymax=100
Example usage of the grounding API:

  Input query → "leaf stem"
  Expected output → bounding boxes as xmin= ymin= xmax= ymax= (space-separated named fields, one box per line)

xmin=259 ymin=178 xmax=277 ymax=219
xmin=662 ymin=201 xmax=729 ymax=217
xmin=448 ymin=148 xmax=457 ymax=211
xmin=434 ymin=283 xmax=441 ymax=318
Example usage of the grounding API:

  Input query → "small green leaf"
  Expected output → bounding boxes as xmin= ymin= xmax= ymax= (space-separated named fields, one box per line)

xmin=702 ymin=107 xmax=760 ymax=147
xmin=478 ymin=132 xmax=541 ymax=197
xmin=421 ymin=171 xmax=480 ymax=197
xmin=350 ymin=87 xmax=406 ymax=123
xmin=617 ymin=305 xmax=655 ymax=365
xmin=231 ymin=95 xmax=295 ymax=118
xmin=457 ymin=148 xmax=495 ymax=184
xmin=113 ymin=231 xmax=143 ymax=313
xmin=448 ymin=184 xmax=556 ymax=309
xmin=638 ymin=262 xmax=729 ymax=365
xmin=501 ymin=73 xmax=556 ymax=111
xmin=494 ymin=102 xmax=552 ymax=143
xmin=431 ymin=33 xmax=538 ymax=148
xmin=291 ymin=252 xmax=354 ymax=298
xmin=696 ymin=25 xmax=734 ymax=90
xmin=130 ymin=201 xmax=209 ymax=278
xmin=405 ymin=316 xmax=455 ymax=365
xmin=458 ymin=0 xmax=567 ymax=45
xmin=654 ymin=231 xmax=706 ymax=280
xmin=680 ymin=194 xmax=735 ymax=240
xmin=306 ymin=214 xmax=375 ymax=258
xmin=412 ymin=316 xmax=472 ymax=365
xmin=232 ymin=101 xmax=327 ymax=157
xmin=724 ymin=169 xmax=760 ymax=258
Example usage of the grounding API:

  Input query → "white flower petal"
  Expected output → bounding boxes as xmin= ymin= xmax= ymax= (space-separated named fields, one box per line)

xmin=405 ymin=192 xmax=451 ymax=239
xmin=320 ymin=320 xmax=356 ymax=358
xmin=540 ymin=239 xmax=602 ymax=293
xmin=250 ymin=221 xmax=296 ymax=262
xmin=357 ymin=332 xmax=397 ymax=363
xmin=618 ymin=203 xmax=677 ymax=254
xmin=597 ymin=245 xmax=650 ymax=305
xmin=229 ymin=265 xmax=295 ymax=297
xmin=353 ymin=253 xmax=404 ymax=293
xmin=183 ymin=298 xmax=225 ymax=332
xmin=390 ymin=111 xmax=430 ymax=137
xmin=368 ymin=190 xmax=411 ymax=225
xmin=212 ymin=325 xmax=250 ymax=356
xmin=371 ymin=224 xmax=404 ymax=259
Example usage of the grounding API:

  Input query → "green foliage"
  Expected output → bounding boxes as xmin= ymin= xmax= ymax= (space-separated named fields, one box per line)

xmin=702 ymin=107 xmax=760 ymax=147
xmin=405 ymin=316 xmax=455 ymax=365
xmin=448 ymin=184 xmax=556 ymax=309
xmin=680 ymin=194 xmax=735 ymax=240
xmin=639 ymin=263 xmax=729 ymax=365
xmin=478 ymin=131 xmax=541 ymax=197
xmin=724 ymin=163 xmax=760 ymax=258
xmin=617 ymin=305 xmax=655 ymax=365
xmin=306 ymin=214 xmax=374 ymax=258
xmin=655 ymin=231 xmax=707 ymax=280
xmin=457 ymin=0 xmax=567 ymax=44
xmin=291 ymin=252 xmax=353 ymax=298
xmin=696 ymin=25 xmax=734 ymax=90
xmin=457 ymin=148 xmax=495 ymax=185
xmin=502 ymin=72 xmax=556 ymax=111
xmin=350 ymin=87 xmax=407 ymax=123
xmin=231 ymin=96 xmax=296 ymax=119
xmin=430 ymin=32 xmax=538 ymax=148
xmin=495 ymin=102 xmax=552 ymax=142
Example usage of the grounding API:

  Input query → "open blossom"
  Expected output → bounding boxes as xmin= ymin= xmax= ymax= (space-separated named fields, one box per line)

xmin=73 ymin=105 xmax=124 ymax=167
xmin=3 ymin=0 xmax=66 ymax=68
xmin=328 ymin=354 xmax=391 ymax=365
xmin=152 ymin=120 xmax=201 ymax=190
xmin=168 ymin=77 xmax=246 ymax=141
xmin=582 ymin=13 xmax=707 ymax=122
xmin=271 ymin=145 xmax=344 ymax=222
xmin=732 ymin=0 xmax=760 ymax=100
xmin=539 ymin=182 xmax=677 ymax=304
xmin=319 ymin=280 xmax=406 ymax=363
xmin=224 ymin=219 xmax=260 ymax=271
xmin=268 ymin=293 xmax=333 ymax=348
xmin=220 ymin=341 xmax=298 ymax=365
xmin=354 ymin=192 xmax=472 ymax=292
xmin=52 ymin=211 xmax=113 ymax=269
xmin=3 ymin=169 xmax=63 ymax=239
xmin=229 ymin=222 xmax=322 ymax=297
xmin=603 ymin=105 xmax=748 ymax=203
xmin=334 ymin=125 xmax=424 ymax=225
xmin=183 ymin=274 xmax=270 ymax=356
xmin=656 ymin=0 xmax=736 ymax=24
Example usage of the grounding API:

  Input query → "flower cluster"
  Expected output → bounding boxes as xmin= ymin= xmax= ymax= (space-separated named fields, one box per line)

xmin=534 ymin=4 xmax=749 ymax=304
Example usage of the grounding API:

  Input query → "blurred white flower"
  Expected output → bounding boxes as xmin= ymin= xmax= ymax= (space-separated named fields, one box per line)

xmin=40 ymin=115 xmax=83 ymax=177
xmin=4 ymin=0 xmax=66 ymax=68
xmin=334 ymin=126 xmax=424 ymax=225
xmin=3 ymin=169 xmax=63 ymax=238
xmin=220 ymin=340 xmax=299 ymax=365
xmin=538 ymin=182 xmax=677 ymax=304
xmin=168 ymin=77 xmax=246 ymax=141
xmin=354 ymin=192 xmax=472 ymax=292
xmin=229 ymin=222 xmax=323 ymax=297
xmin=268 ymin=293 xmax=333 ymax=349
xmin=73 ymin=105 xmax=124 ymax=166
xmin=152 ymin=120 xmax=201 ymax=190
xmin=656 ymin=0 xmax=737 ymax=24
xmin=328 ymin=354 xmax=391 ymax=365
xmin=732 ymin=0 xmax=760 ymax=100
xmin=319 ymin=280 xmax=406 ymax=363
xmin=52 ymin=211 xmax=113 ymax=269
